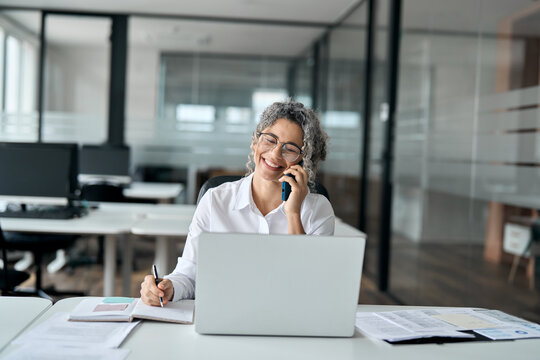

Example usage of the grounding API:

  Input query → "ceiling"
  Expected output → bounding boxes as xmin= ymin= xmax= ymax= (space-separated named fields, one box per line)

xmin=0 ymin=0 xmax=360 ymax=24
xmin=1 ymin=0 xmax=539 ymax=58
xmin=0 ymin=0 xmax=362 ymax=57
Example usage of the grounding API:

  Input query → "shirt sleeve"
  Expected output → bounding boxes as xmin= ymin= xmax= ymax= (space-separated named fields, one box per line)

xmin=164 ymin=189 xmax=213 ymax=301
xmin=308 ymin=195 xmax=335 ymax=236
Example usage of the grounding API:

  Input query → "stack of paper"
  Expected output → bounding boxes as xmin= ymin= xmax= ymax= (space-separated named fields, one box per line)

xmin=9 ymin=312 xmax=137 ymax=359
xmin=8 ymin=297 xmax=194 ymax=360
xmin=355 ymin=308 xmax=540 ymax=343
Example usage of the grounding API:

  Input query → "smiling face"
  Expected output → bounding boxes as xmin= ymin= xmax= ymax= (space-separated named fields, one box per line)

xmin=251 ymin=118 xmax=304 ymax=183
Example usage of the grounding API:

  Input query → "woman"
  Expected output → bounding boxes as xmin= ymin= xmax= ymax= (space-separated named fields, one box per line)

xmin=140 ymin=100 xmax=334 ymax=306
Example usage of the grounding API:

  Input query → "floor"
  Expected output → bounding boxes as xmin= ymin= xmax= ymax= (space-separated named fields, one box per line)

xmin=11 ymin=236 xmax=398 ymax=306
xmin=363 ymin=233 xmax=540 ymax=324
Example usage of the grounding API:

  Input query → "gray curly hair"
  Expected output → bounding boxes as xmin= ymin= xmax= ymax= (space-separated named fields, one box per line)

xmin=245 ymin=100 xmax=329 ymax=189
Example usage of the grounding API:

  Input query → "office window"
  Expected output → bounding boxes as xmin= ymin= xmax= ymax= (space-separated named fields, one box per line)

xmin=176 ymin=104 xmax=215 ymax=122
xmin=21 ymin=41 xmax=37 ymax=113
xmin=324 ymin=111 xmax=360 ymax=128
xmin=0 ymin=27 xmax=4 ymax=110
xmin=176 ymin=104 xmax=216 ymax=132
xmin=252 ymin=89 xmax=287 ymax=123
xmin=43 ymin=14 xmax=111 ymax=143
xmin=0 ymin=11 xmax=42 ymax=141
xmin=5 ymin=35 xmax=21 ymax=114
xmin=225 ymin=107 xmax=251 ymax=124
xmin=291 ymin=54 xmax=314 ymax=108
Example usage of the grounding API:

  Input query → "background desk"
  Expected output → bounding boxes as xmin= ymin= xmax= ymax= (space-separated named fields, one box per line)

xmin=0 ymin=207 xmax=135 ymax=297
xmin=99 ymin=203 xmax=196 ymax=276
xmin=0 ymin=297 xmax=51 ymax=352
xmin=0 ymin=205 xmax=362 ymax=297
xmin=122 ymin=182 xmax=184 ymax=203
xmin=2 ymin=297 xmax=539 ymax=360
xmin=0 ymin=204 xmax=196 ymax=297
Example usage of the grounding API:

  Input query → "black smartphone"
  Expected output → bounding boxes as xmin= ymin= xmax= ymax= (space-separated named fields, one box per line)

xmin=282 ymin=174 xmax=294 ymax=201
xmin=281 ymin=161 xmax=303 ymax=201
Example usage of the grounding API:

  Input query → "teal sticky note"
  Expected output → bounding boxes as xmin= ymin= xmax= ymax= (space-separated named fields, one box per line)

xmin=103 ymin=297 xmax=134 ymax=304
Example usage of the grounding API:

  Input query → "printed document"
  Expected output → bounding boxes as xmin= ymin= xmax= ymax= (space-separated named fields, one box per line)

xmin=355 ymin=308 xmax=540 ymax=343
xmin=13 ymin=312 xmax=139 ymax=348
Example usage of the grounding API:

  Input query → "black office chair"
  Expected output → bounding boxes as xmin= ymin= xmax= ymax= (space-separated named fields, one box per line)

xmin=80 ymin=183 xmax=127 ymax=203
xmin=197 ymin=175 xmax=330 ymax=204
xmin=76 ymin=182 xmax=146 ymax=272
xmin=0 ymin=223 xmax=82 ymax=300
xmin=69 ymin=183 xmax=129 ymax=270
xmin=0 ymin=225 xmax=30 ymax=296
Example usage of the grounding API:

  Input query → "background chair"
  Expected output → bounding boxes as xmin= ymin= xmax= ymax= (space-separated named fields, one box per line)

xmin=197 ymin=175 xmax=330 ymax=204
xmin=0 ymin=223 xmax=82 ymax=300
xmin=68 ymin=182 xmax=129 ymax=270
xmin=0 ymin=225 xmax=30 ymax=296
xmin=80 ymin=183 xmax=127 ymax=203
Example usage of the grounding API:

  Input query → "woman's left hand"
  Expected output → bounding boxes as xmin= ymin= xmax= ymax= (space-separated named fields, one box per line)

xmin=280 ymin=164 xmax=309 ymax=216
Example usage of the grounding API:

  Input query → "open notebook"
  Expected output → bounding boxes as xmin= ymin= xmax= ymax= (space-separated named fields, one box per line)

xmin=69 ymin=297 xmax=194 ymax=324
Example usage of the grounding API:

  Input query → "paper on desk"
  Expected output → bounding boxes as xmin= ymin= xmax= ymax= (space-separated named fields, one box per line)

xmin=356 ymin=308 xmax=540 ymax=342
xmin=13 ymin=312 xmax=140 ymax=348
xmin=475 ymin=325 xmax=540 ymax=340
xmin=470 ymin=309 xmax=540 ymax=340
xmin=355 ymin=312 xmax=473 ymax=342
xmin=476 ymin=309 xmax=540 ymax=329
xmin=6 ymin=343 xmax=130 ymax=360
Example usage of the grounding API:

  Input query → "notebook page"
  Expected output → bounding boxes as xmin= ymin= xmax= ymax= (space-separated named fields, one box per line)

xmin=132 ymin=299 xmax=194 ymax=324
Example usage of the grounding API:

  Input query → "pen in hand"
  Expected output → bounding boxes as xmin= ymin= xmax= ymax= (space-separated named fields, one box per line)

xmin=152 ymin=264 xmax=164 ymax=307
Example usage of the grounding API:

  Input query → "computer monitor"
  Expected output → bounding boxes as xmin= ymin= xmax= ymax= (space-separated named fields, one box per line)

xmin=0 ymin=142 xmax=79 ymax=205
xmin=78 ymin=145 xmax=131 ymax=185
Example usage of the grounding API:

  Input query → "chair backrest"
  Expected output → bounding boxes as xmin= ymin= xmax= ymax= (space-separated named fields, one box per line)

xmin=196 ymin=175 xmax=330 ymax=204
xmin=0 ymin=223 xmax=30 ymax=293
xmin=0 ymin=223 xmax=9 ymax=290
xmin=80 ymin=183 xmax=126 ymax=202
xmin=197 ymin=176 xmax=242 ymax=204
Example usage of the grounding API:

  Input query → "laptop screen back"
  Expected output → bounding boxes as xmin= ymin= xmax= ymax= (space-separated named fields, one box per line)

xmin=195 ymin=233 xmax=365 ymax=337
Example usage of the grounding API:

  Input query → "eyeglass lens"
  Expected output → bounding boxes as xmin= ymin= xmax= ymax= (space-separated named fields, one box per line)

xmin=258 ymin=133 xmax=301 ymax=162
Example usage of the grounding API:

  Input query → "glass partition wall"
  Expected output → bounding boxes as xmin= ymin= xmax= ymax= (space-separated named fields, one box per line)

xmin=125 ymin=17 xmax=324 ymax=203
xmin=43 ymin=15 xmax=111 ymax=143
xmin=390 ymin=0 xmax=540 ymax=322
xmin=0 ymin=10 xmax=40 ymax=142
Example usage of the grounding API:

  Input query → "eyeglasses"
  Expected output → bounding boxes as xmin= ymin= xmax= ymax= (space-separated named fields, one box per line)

xmin=256 ymin=132 xmax=303 ymax=162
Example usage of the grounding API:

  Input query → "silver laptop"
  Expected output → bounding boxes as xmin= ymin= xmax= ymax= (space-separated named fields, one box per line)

xmin=195 ymin=233 xmax=365 ymax=337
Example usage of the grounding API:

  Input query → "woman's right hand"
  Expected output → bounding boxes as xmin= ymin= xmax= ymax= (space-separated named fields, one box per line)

xmin=140 ymin=275 xmax=174 ymax=306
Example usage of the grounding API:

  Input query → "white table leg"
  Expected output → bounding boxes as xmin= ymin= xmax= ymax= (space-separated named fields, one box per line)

xmin=121 ymin=235 xmax=133 ymax=297
xmin=104 ymin=235 xmax=116 ymax=297
xmin=187 ymin=165 xmax=198 ymax=204
xmin=154 ymin=236 xmax=179 ymax=275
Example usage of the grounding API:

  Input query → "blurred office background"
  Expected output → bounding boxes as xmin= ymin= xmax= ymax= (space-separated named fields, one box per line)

xmin=0 ymin=0 xmax=539 ymax=321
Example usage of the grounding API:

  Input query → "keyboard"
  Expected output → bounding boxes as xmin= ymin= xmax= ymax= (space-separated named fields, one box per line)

xmin=0 ymin=206 xmax=88 ymax=220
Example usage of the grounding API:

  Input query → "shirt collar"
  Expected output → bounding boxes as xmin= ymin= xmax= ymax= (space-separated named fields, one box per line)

xmin=234 ymin=173 xmax=254 ymax=211
xmin=234 ymin=173 xmax=313 ymax=213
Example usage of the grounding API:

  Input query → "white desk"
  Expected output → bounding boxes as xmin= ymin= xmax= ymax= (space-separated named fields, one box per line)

xmin=0 ymin=203 xmax=197 ymax=297
xmin=98 ymin=203 xmax=196 ymax=219
xmin=123 ymin=182 xmax=183 ymax=202
xmin=2 ymin=297 xmax=539 ymax=360
xmin=104 ymin=203 xmax=196 ymax=275
xmin=0 ymin=297 xmax=51 ymax=352
xmin=1 ymin=204 xmax=362 ymax=298
xmin=1 ymin=207 xmax=136 ymax=297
